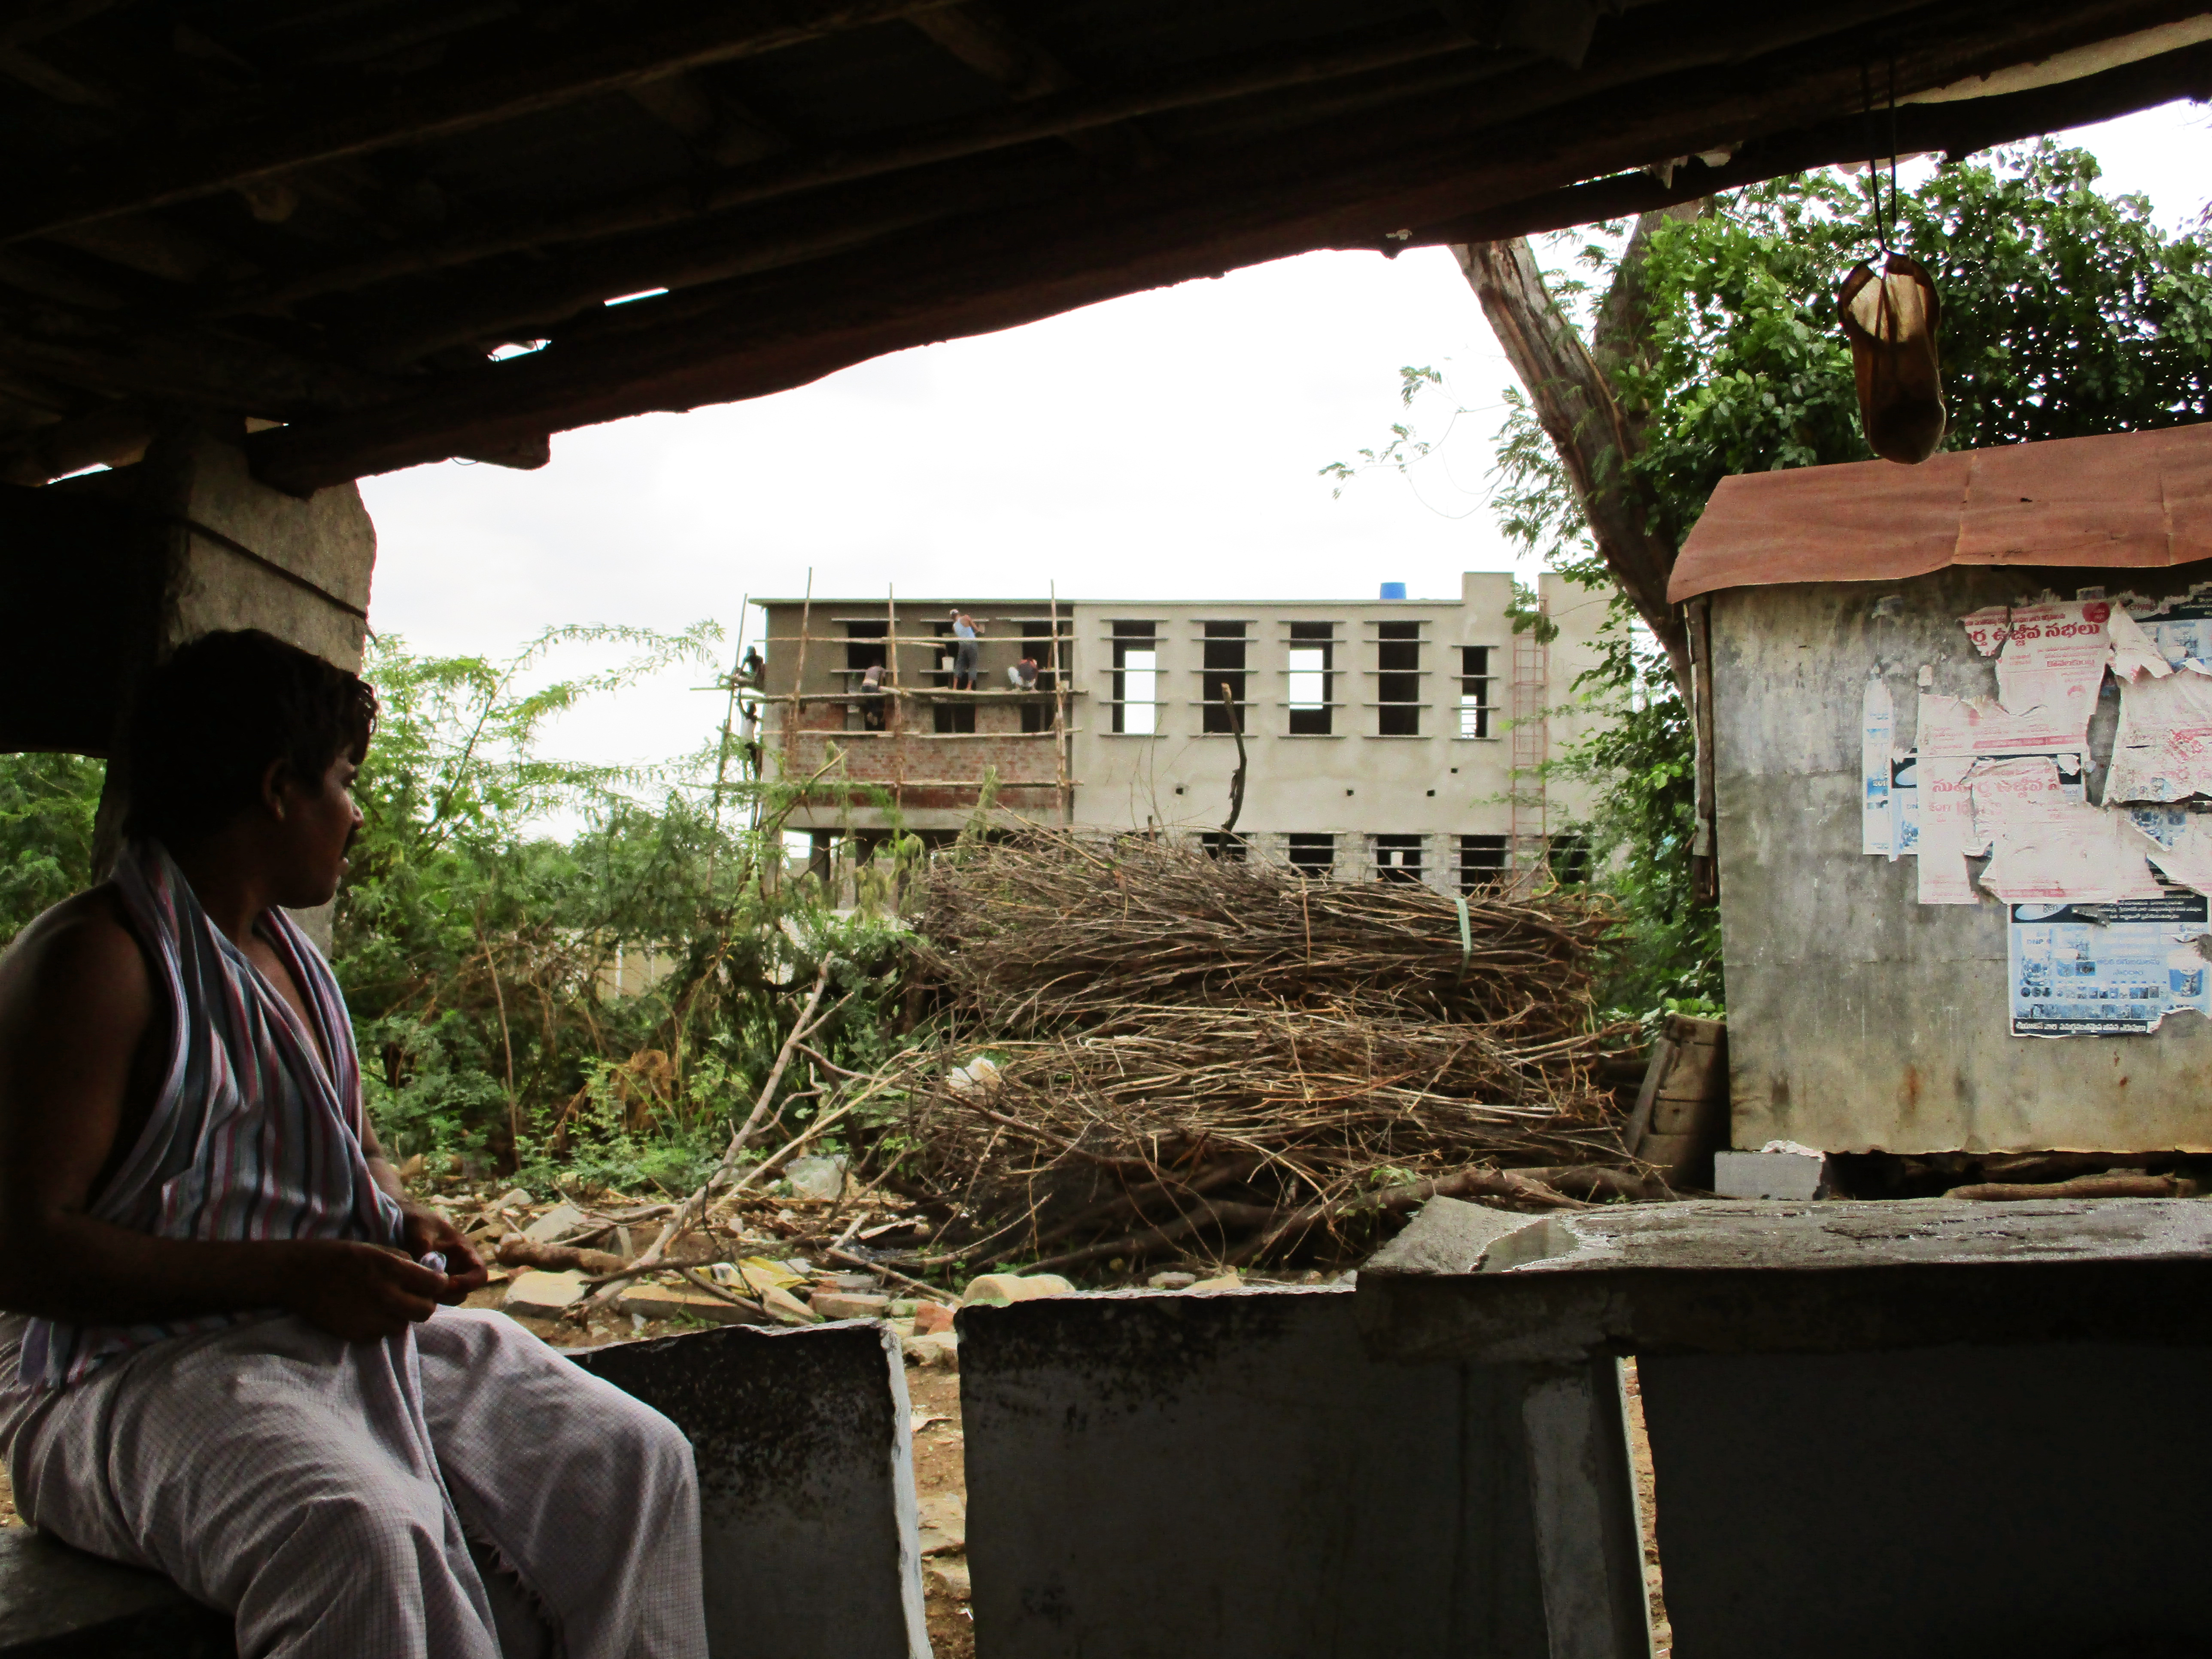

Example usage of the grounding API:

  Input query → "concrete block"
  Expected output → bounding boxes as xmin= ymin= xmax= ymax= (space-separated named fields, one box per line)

xmin=809 ymin=1291 xmax=891 ymax=1321
xmin=503 ymin=1269 xmax=586 ymax=1317
xmin=958 ymin=1285 xmax=1549 ymax=1659
xmin=1641 ymin=1343 xmax=2212 ymax=1659
xmin=0 ymin=1529 xmax=232 ymax=1656
xmin=574 ymin=1321 xmax=926 ymax=1659
xmin=1712 ymin=1147 xmax=1826 ymax=1200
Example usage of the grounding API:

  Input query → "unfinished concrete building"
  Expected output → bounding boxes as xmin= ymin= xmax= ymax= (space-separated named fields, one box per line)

xmin=757 ymin=571 xmax=1605 ymax=892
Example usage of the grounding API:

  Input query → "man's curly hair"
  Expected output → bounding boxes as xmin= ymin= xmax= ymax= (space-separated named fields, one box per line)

xmin=123 ymin=630 xmax=376 ymax=847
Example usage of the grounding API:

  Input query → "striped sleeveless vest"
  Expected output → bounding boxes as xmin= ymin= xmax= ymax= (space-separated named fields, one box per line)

xmin=20 ymin=841 xmax=404 ymax=1389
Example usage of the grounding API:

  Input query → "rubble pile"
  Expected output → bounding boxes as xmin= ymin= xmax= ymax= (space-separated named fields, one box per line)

xmin=420 ymin=1173 xmax=965 ymax=1359
xmin=878 ymin=830 xmax=1646 ymax=1275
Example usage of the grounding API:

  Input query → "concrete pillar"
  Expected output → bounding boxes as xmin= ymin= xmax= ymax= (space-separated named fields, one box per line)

xmin=2 ymin=417 xmax=376 ymax=942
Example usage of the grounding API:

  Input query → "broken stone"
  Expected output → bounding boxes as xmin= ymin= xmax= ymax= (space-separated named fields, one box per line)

xmin=492 ymin=1187 xmax=532 ymax=1211
xmin=820 ymin=1271 xmax=879 ymax=1294
xmin=758 ymin=1283 xmax=822 ymax=1325
xmin=1147 ymin=1271 xmax=1197 ymax=1290
xmin=503 ymin=1270 xmax=586 ymax=1318
xmin=916 ymin=1493 xmax=966 ymax=1556
xmin=522 ymin=1201 xmax=591 ymax=1244
xmin=912 ymin=1301 xmax=957 ymax=1336
xmin=960 ymin=1272 xmax=1074 ymax=1307
xmin=617 ymin=1284 xmax=772 ymax=1327
xmin=889 ymin=1298 xmax=919 ymax=1318
xmin=925 ymin=1560 xmax=972 ymax=1603
xmin=902 ymin=1331 xmax=959 ymax=1370
xmin=809 ymin=1291 xmax=892 ymax=1322
xmin=1187 ymin=1273 xmax=1242 ymax=1292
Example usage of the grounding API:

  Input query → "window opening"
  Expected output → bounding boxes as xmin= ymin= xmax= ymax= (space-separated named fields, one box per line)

xmin=1549 ymin=833 xmax=1593 ymax=887
xmin=1019 ymin=619 xmax=1065 ymax=734
xmin=1201 ymin=621 xmax=1249 ymax=734
xmin=1373 ymin=833 xmax=1424 ymax=884
xmin=1377 ymin=620 xmax=1422 ymax=737
xmin=1458 ymin=646 xmax=1496 ymax=739
xmin=1112 ymin=621 xmax=1158 ymax=735
xmin=1286 ymin=832 xmax=1334 ymax=876
xmin=1458 ymin=834 xmax=1509 ymax=893
xmin=1200 ymin=830 xmax=1246 ymax=861
xmin=1288 ymin=621 xmax=1334 ymax=735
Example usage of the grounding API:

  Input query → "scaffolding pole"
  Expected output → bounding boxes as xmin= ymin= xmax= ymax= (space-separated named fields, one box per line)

xmin=1508 ymin=596 xmax=1550 ymax=894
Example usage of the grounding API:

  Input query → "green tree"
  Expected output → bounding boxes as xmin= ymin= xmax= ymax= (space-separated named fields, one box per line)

xmin=1338 ymin=141 xmax=2212 ymax=1021
xmin=0 ymin=752 xmax=104 ymax=947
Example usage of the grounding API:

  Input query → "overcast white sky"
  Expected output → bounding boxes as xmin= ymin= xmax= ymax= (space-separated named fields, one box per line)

xmin=359 ymin=99 xmax=2212 ymax=776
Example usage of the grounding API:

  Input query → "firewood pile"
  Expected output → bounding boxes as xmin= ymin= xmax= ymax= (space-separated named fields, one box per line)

xmin=874 ymin=831 xmax=1651 ymax=1276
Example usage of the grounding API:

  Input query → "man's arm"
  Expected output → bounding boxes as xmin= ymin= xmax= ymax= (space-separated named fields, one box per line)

xmin=0 ymin=898 xmax=448 ymax=1341
xmin=357 ymin=1115 xmax=489 ymax=1298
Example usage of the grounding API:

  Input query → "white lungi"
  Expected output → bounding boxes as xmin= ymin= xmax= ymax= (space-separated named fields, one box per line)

xmin=0 ymin=1307 xmax=707 ymax=1659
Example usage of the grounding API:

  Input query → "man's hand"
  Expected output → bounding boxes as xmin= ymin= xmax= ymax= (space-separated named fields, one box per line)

xmin=399 ymin=1204 xmax=489 ymax=1303
xmin=281 ymin=1240 xmax=449 ymax=1341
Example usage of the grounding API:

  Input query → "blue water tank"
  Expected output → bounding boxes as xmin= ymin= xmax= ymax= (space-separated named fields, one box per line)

xmin=1379 ymin=581 xmax=1407 ymax=601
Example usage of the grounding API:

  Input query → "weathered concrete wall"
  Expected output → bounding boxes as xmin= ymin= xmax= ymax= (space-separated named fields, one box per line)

xmin=1712 ymin=565 xmax=2212 ymax=1152
xmin=958 ymin=1285 xmax=1550 ymax=1659
xmin=1641 ymin=1343 xmax=2212 ymax=1659
xmin=575 ymin=1321 xmax=927 ymax=1659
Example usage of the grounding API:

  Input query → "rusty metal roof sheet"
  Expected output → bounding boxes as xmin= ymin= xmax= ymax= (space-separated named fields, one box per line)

xmin=1667 ymin=420 xmax=2212 ymax=602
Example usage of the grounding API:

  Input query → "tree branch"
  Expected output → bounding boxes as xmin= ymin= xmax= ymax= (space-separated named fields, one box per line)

xmin=1453 ymin=227 xmax=1692 ymax=698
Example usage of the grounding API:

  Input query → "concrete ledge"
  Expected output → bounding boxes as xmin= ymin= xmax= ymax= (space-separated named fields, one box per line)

xmin=958 ymin=1285 xmax=1550 ymax=1659
xmin=0 ymin=1321 xmax=926 ymax=1659
xmin=575 ymin=1319 xmax=927 ymax=1659
xmin=0 ymin=1529 xmax=231 ymax=1657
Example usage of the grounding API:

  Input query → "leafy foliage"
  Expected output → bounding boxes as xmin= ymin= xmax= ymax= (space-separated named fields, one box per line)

xmin=0 ymin=752 xmax=104 ymax=948
xmin=1346 ymin=142 xmax=2212 ymax=1023
xmin=338 ymin=627 xmax=917 ymax=1190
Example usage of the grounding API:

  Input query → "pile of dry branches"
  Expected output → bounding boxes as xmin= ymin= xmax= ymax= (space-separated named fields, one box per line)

xmin=875 ymin=831 xmax=1647 ymax=1274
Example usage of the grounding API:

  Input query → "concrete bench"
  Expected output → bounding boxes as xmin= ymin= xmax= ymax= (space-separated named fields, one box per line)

xmin=0 ymin=1319 xmax=926 ymax=1658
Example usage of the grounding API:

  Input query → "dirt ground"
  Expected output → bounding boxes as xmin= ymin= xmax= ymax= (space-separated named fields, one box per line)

xmin=1623 ymin=1359 xmax=1674 ymax=1656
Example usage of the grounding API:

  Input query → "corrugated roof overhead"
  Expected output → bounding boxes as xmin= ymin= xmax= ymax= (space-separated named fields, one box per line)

xmin=1668 ymin=420 xmax=2212 ymax=602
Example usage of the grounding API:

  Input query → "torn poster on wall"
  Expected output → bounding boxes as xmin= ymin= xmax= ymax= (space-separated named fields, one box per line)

xmin=2009 ymin=893 xmax=2212 ymax=1037
xmin=1858 ymin=584 xmax=2212 ymax=1034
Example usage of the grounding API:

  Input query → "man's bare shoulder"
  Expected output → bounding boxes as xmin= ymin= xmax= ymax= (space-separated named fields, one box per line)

xmin=0 ymin=887 xmax=153 ymax=1040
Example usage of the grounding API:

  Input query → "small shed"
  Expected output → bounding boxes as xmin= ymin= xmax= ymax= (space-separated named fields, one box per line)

xmin=1670 ymin=421 xmax=2212 ymax=1155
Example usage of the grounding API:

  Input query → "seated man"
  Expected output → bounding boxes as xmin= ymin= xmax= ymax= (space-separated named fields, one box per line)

xmin=0 ymin=631 xmax=706 ymax=1658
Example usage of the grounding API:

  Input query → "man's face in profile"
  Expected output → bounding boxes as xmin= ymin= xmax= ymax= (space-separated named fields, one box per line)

xmin=267 ymin=751 xmax=365 ymax=909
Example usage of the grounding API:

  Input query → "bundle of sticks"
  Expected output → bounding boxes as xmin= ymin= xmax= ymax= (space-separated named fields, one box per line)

xmin=875 ymin=830 xmax=1649 ymax=1274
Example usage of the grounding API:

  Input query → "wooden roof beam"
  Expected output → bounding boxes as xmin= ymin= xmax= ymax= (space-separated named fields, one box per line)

xmin=199 ymin=21 xmax=1496 ymax=326
xmin=1408 ymin=36 xmax=2212 ymax=245
xmin=242 ymin=13 xmax=2212 ymax=494
xmin=314 ymin=0 xmax=2142 ymax=364
xmin=909 ymin=3 xmax=1157 ymax=165
xmin=0 ymin=0 xmax=976 ymax=246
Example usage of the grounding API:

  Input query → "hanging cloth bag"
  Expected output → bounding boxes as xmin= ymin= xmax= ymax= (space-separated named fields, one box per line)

xmin=1838 ymin=253 xmax=1946 ymax=465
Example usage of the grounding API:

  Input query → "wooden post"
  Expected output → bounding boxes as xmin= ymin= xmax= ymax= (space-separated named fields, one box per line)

xmin=887 ymin=583 xmax=904 ymax=820
xmin=1050 ymin=581 xmax=1072 ymax=824
xmin=783 ymin=568 xmax=813 ymax=781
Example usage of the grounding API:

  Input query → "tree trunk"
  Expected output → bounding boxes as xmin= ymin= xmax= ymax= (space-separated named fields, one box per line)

xmin=1453 ymin=212 xmax=1694 ymax=698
